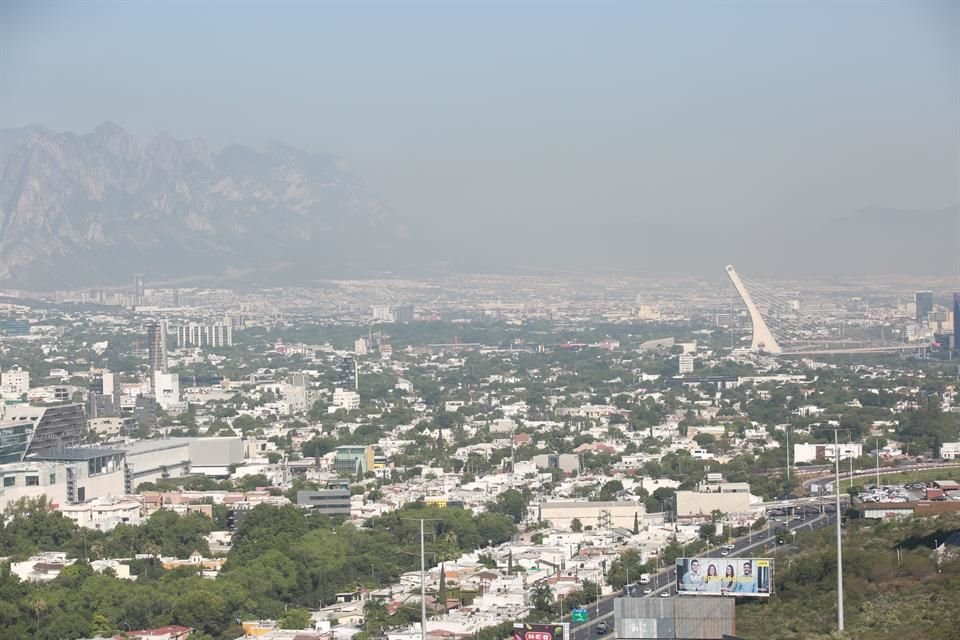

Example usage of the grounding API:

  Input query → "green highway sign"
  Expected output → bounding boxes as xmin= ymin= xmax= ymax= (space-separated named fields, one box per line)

xmin=571 ymin=609 xmax=588 ymax=622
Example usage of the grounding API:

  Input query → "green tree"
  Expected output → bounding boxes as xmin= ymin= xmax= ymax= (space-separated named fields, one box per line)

xmin=278 ymin=607 xmax=313 ymax=630
xmin=530 ymin=582 xmax=554 ymax=615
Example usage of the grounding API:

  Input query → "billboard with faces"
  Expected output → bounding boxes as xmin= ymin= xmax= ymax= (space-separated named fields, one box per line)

xmin=675 ymin=557 xmax=772 ymax=597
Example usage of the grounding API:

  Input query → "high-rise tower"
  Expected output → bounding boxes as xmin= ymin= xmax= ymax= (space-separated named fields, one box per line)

xmin=339 ymin=357 xmax=358 ymax=391
xmin=133 ymin=273 xmax=145 ymax=305
xmin=915 ymin=291 xmax=933 ymax=324
xmin=146 ymin=320 xmax=168 ymax=378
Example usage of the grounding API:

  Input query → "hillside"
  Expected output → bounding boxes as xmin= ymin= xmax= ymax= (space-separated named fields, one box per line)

xmin=735 ymin=514 xmax=960 ymax=639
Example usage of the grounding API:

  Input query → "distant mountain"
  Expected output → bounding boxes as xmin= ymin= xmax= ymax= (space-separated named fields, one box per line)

xmin=0 ymin=122 xmax=410 ymax=289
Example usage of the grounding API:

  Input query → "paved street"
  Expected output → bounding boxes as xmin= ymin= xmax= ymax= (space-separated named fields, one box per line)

xmin=564 ymin=509 xmax=835 ymax=640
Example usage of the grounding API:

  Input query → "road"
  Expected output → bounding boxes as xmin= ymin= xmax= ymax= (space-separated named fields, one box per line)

xmin=565 ymin=509 xmax=835 ymax=640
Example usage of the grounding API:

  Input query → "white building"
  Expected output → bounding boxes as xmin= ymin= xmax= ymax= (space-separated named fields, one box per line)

xmin=372 ymin=305 xmax=394 ymax=322
xmin=59 ymin=496 xmax=142 ymax=531
xmin=88 ymin=417 xmax=126 ymax=436
xmin=0 ymin=366 xmax=30 ymax=396
xmin=154 ymin=372 xmax=181 ymax=410
xmin=174 ymin=322 xmax=233 ymax=348
xmin=793 ymin=442 xmax=863 ymax=464
xmin=354 ymin=338 xmax=368 ymax=355
xmin=940 ymin=442 xmax=960 ymax=460
xmin=538 ymin=500 xmax=646 ymax=530
xmin=11 ymin=552 xmax=74 ymax=582
xmin=331 ymin=388 xmax=360 ymax=411
xmin=678 ymin=353 xmax=695 ymax=375
xmin=0 ymin=451 xmax=127 ymax=512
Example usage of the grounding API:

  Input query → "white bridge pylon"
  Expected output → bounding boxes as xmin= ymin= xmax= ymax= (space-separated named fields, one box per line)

xmin=725 ymin=264 xmax=782 ymax=355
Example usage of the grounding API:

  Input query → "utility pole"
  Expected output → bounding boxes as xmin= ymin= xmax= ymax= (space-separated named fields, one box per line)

xmin=875 ymin=437 xmax=881 ymax=488
xmin=786 ymin=425 xmax=791 ymax=483
xmin=848 ymin=434 xmax=854 ymax=488
xmin=834 ymin=429 xmax=845 ymax=632
xmin=421 ymin=519 xmax=427 ymax=640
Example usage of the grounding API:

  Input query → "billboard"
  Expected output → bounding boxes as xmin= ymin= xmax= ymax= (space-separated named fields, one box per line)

xmin=675 ymin=557 xmax=772 ymax=597
xmin=514 ymin=623 xmax=567 ymax=640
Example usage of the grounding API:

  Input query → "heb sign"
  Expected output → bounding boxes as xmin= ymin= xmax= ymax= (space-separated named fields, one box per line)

xmin=514 ymin=623 xmax=564 ymax=640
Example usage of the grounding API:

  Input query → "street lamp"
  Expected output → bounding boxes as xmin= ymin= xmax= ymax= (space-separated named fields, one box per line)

xmin=785 ymin=424 xmax=791 ymax=483
xmin=833 ymin=429 xmax=845 ymax=632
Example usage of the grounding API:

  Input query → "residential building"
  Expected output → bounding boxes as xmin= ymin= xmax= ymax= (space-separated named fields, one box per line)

xmin=10 ymin=552 xmax=74 ymax=582
xmin=174 ymin=322 xmax=234 ymax=348
xmin=354 ymin=337 xmax=368 ymax=355
xmin=146 ymin=320 xmax=169 ymax=380
xmin=339 ymin=357 xmax=358 ymax=391
xmin=0 ymin=366 xmax=30 ymax=396
xmin=678 ymin=353 xmax=695 ymax=375
xmin=153 ymin=372 xmax=181 ymax=410
xmin=372 ymin=305 xmax=393 ymax=322
xmin=332 ymin=388 xmax=360 ymax=411
xmin=59 ymin=496 xmax=142 ymax=531
xmin=125 ymin=625 xmax=194 ymax=640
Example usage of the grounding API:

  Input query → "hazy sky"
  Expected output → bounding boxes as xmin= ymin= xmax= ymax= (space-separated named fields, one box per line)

xmin=2 ymin=1 xmax=958 ymax=272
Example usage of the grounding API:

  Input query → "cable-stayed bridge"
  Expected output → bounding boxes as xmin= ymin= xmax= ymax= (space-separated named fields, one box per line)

xmin=725 ymin=264 xmax=930 ymax=356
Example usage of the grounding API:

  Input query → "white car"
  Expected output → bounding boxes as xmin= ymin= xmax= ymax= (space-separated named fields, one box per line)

xmin=660 ymin=591 xmax=670 ymax=598
xmin=643 ymin=587 xmax=652 ymax=595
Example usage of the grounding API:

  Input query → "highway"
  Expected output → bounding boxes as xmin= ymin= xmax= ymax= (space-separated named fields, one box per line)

xmin=560 ymin=462 xmax=959 ymax=639
xmin=564 ymin=508 xmax=835 ymax=640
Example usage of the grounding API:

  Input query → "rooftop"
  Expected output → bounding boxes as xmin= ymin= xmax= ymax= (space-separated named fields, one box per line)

xmin=31 ymin=447 xmax=124 ymax=461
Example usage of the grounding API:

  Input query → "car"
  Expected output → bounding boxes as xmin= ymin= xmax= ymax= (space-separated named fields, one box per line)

xmin=660 ymin=591 xmax=671 ymax=598
xmin=643 ymin=587 xmax=653 ymax=595
xmin=721 ymin=549 xmax=729 ymax=557
xmin=596 ymin=622 xmax=610 ymax=635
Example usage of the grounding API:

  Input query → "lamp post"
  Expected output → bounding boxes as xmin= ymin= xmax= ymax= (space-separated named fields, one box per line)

xmin=875 ymin=436 xmax=881 ymax=488
xmin=785 ymin=425 xmax=791 ymax=483
xmin=420 ymin=519 xmax=427 ymax=640
xmin=834 ymin=429 xmax=845 ymax=632
xmin=595 ymin=569 xmax=601 ymax=619
xmin=400 ymin=518 xmax=437 ymax=640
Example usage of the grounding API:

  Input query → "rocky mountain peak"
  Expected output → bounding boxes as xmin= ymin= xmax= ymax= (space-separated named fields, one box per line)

xmin=0 ymin=123 xmax=408 ymax=288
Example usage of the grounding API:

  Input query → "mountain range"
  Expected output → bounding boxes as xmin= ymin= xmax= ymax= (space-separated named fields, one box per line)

xmin=0 ymin=122 xmax=409 ymax=289
xmin=0 ymin=122 xmax=957 ymax=289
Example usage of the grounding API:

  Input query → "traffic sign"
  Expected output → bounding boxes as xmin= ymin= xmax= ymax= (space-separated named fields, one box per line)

xmin=571 ymin=608 xmax=589 ymax=622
